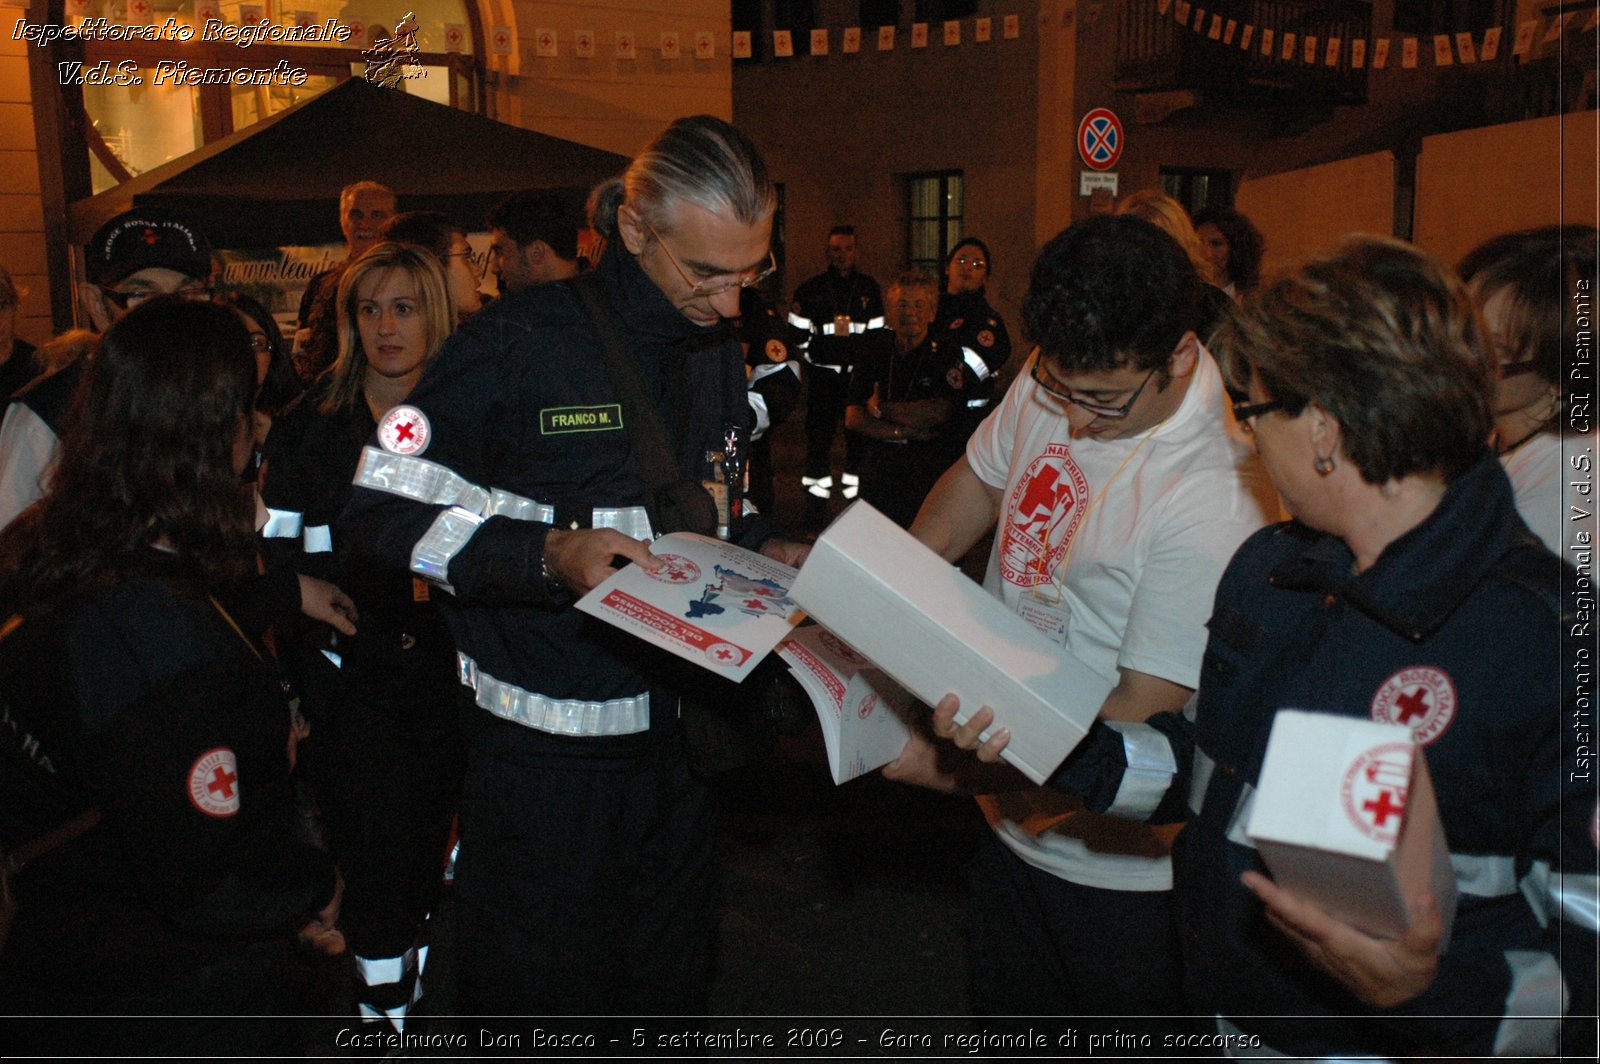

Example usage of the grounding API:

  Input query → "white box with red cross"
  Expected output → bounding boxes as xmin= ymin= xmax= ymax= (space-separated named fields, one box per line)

xmin=1246 ymin=710 xmax=1458 ymax=943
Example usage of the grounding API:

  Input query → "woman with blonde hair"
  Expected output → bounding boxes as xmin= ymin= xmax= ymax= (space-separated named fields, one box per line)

xmin=259 ymin=240 xmax=464 ymax=1028
xmin=1117 ymin=189 xmax=1232 ymax=339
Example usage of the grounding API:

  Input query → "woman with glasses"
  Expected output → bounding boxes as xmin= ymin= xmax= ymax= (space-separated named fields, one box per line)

xmin=937 ymin=237 xmax=1588 ymax=1055
xmin=379 ymin=211 xmax=486 ymax=321
xmin=0 ymin=299 xmax=339 ymax=1053
xmin=259 ymin=242 xmax=465 ymax=1027
xmin=934 ymin=237 xmax=1013 ymax=436
xmin=1458 ymin=225 xmax=1596 ymax=554
xmin=216 ymin=292 xmax=304 ymax=480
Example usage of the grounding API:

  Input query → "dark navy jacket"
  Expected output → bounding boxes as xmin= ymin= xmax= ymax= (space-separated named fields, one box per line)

xmin=1051 ymin=452 xmax=1596 ymax=1056
xmin=339 ymin=245 xmax=770 ymax=725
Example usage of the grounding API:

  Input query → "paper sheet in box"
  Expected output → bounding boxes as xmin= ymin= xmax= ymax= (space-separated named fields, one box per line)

xmin=777 ymin=626 xmax=915 ymax=785
xmin=1247 ymin=710 xmax=1457 ymax=943
xmin=788 ymin=502 xmax=1109 ymax=784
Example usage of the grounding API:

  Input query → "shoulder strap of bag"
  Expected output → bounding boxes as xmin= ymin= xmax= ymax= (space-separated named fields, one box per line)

xmin=568 ymin=271 xmax=682 ymax=493
xmin=0 ymin=614 xmax=102 ymax=876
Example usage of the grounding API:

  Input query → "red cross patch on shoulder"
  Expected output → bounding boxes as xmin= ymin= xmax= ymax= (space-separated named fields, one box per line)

xmin=946 ymin=365 xmax=965 ymax=390
xmin=977 ymin=328 xmax=996 ymax=348
xmin=378 ymin=405 xmax=430 ymax=456
xmin=947 ymin=317 xmax=965 ymax=331
xmin=188 ymin=747 xmax=241 ymax=817
xmin=764 ymin=338 xmax=788 ymax=363
xmin=1370 ymin=666 xmax=1457 ymax=745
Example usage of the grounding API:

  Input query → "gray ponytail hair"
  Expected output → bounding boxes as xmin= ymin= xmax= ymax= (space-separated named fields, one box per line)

xmin=589 ymin=115 xmax=774 ymax=240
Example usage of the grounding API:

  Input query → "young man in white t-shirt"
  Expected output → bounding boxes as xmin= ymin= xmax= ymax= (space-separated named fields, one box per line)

xmin=887 ymin=215 xmax=1273 ymax=1023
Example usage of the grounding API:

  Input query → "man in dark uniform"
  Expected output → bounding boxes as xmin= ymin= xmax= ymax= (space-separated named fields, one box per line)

xmin=737 ymin=285 xmax=801 ymax=516
xmin=845 ymin=270 xmax=964 ymax=527
xmin=340 ymin=116 xmax=807 ymax=1018
xmin=787 ymin=225 xmax=884 ymax=518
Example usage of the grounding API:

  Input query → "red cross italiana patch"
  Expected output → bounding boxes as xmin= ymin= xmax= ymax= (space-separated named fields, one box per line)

xmin=378 ymin=405 xmax=431 ymax=456
xmin=188 ymin=747 xmax=241 ymax=818
xmin=1370 ymin=666 xmax=1457 ymax=745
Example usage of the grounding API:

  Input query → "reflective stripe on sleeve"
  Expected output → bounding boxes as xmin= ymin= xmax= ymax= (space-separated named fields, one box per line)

xmin=749 ymin=361 xmax=791 ymax=386
xmin=354 ymin=446 xmax=491 ymax=515
xmin=410 ymin=506 xmax=483 ymax=589
xmin=1102 ymin=721 xmax=1177 ymax=820
xmin=961 ymin=346 xmax=992 ymax=381
xmin=966 ymin=398 xmax=991 ymax=409
xmin=590 ymin=505 xmax=653 ymax=542
xmin=748 ymin=391 xmax=771 ymax=438
xmin=1492 ymin=950 xmax=1565 ymax=1056
xmin=863 ymin=316 xmax=885 ymax=330
xmin=1521 ymin=861 xmax=1600 ymax=931
xmin=303 ymin=524 xmax=332 ymax=553
xmin=787 ymin=311 xmax=813 ymax=332
xmin=261 ymin=508 xmax=304 ymax=538
xmin=459 ymin=651 xmax=650 ymax=736
xmin=1188 ymin=746 xmax=1216 ymax=816
xmin=354 ymin=947 xmax=420 ymax=989
xmin=1223 ymin=783 xmax=1257 ymax=848
xmin=1451 ymin=853 xmax=1520 ymax=898
xmin=488 ymin=488 xmax=553 ymax=523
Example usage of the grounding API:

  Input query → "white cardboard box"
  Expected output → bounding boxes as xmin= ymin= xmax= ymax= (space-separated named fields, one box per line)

xmin=789 ymin=501 xmax=1111 ymax=784
xmin=1246 ymin=710 xmax=1458 ymax=943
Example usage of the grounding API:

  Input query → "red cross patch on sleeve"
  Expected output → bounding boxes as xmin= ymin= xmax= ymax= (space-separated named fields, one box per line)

xmin=188 ymin=747 xmax=241 ymax=817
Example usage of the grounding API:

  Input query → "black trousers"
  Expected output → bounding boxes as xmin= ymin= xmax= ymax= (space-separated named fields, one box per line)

xmin=966 ymin=831 xmax=1196 ymax=1031
xmin=454 ymin=713 xmax=719 ymax=1016
xmin=803 ymin=364 xmax=860 ymax=482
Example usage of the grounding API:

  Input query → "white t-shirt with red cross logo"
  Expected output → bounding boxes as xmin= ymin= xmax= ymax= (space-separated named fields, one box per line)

xmin=968 ymin=346 xmax=1274 ymax=890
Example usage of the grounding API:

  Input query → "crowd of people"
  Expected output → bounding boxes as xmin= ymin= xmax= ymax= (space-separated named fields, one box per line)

xmin=0 ymin=112 xmax=1592 ymax=1059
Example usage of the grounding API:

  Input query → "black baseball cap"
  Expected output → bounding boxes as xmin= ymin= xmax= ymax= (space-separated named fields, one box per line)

xmin=87 ymin=209 xmax=213 ymax=286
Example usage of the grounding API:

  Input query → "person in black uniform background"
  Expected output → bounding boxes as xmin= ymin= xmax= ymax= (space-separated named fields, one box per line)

xmin=845 ymin=270 xmax=965 ymax=527
xmin=933 ymin=237 xmax=1012 ymax=440
xmin=737 ymin=284 xmax=800 ymax=516
xmin=0 ymin=300 xmax=339 ymax=1055
xmin=339 ymin=116 xmax=809 ymax=1019
xmin=260 ymin=242 xmax=466 ymax=1030
xmin=787 ymin=225 xmax=884 ymax=517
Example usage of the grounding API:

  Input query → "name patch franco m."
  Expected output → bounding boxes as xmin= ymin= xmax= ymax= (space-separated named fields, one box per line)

xmin=540 ymin=404 xmax=624 ymax=435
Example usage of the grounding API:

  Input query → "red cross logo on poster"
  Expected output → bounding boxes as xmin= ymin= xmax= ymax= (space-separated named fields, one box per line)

xmin=445 ymin=25 xmax=464 ymax=50
xmin=646 ymin=555 xmax=700 ymax=585
xmin=857 ymin=693 xmax=879 ymax=720
xmin=1077 ymin=108 xmax=1124 ymax=171
xmin=706 ymin=642 xmax=744 ymax=666
xmin=576 ymin=31 xmax=595 ymax=57
xmin=130 ymin=0 xmax=150 ymax=21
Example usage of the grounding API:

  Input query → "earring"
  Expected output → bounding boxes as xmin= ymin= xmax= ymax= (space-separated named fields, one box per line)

xmin=1313 ymin=454 xmax=1336 ymax=475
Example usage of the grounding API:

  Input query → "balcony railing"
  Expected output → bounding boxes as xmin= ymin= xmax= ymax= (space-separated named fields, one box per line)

xmin=1115 ymin=0 xmax=1372 ymax=105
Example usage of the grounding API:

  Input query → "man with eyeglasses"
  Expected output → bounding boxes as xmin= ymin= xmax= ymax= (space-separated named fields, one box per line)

xmin=341 ymin=116 xmax=806 ymax=1019
xmin=788 ymin=225 xmax=885 ymax=519
xmin=885 ymin=215 xmax=1273 ymax=1032
xmin=0 ymin=209 xmax=214 ymax=528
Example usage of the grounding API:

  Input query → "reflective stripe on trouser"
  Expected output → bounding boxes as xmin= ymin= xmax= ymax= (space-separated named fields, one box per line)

xmin=802 ymin=475 xmax=833 ymax=498
xmin=839 ymin=471 xmax=859 ymax=499
xmin=354 ymin=943 xmax=428 ymax=1032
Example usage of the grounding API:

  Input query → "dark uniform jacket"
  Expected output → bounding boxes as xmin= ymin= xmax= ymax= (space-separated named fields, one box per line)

xmin=932 ymin=288 xmax=1011 ymax=420
xmin=0 ymin=551 xmax=336 ymax=1014
xmin=339 ymin=244 xmax=773 ymax=732
xmin=788 ymin=267 xmax=884 ymax=370
xmin=1049 ymin=453 xmax=1595 ymax=1056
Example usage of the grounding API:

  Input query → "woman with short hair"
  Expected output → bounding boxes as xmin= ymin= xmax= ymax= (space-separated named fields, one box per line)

xmin=938 ymin=237 xmax=1589 ymax=1055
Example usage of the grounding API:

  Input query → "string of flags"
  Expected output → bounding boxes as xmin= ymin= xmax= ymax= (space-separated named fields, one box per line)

xmin=1153 ymin=0 xmax=1600 ymax=71
xmin=492 ymin=15 xmax=1027 ymax=60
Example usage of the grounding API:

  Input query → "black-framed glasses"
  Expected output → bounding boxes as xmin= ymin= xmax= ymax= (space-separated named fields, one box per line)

xmin=644 ymin=220 xmax=776 ymax=297
xmin=99 ymin=283 xmax=212 ymax=311
xmin=1231 ymin=397 xmax=1288 ymax=430
xmin=1031 ymin=357 xmax=1157 ymax=419
xmin=246 ymin=332 xmax=273 ymax=353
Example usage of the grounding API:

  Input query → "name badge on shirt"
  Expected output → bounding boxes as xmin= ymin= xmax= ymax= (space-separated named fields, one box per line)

xmin=1017 ymin=597 xmax=1068 ymax=646
xmin=540 ymin=404 xmax=624 ymax=434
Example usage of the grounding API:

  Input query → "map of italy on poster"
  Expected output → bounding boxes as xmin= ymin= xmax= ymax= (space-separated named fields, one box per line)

xmin=576 ymin=533 xmax=804 ymax=682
